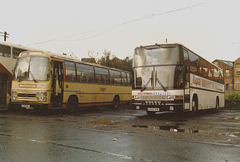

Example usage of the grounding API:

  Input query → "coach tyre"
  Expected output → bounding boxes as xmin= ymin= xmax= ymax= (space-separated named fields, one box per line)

xmin=112 ymin=96 xmax=119 ymax=109
xmin=192 ymin=95 xmax=198 ymax=113
xmin=66 ymin=96 xmax=78 ymax=113
xmin=216 ymin=97 xmax=219 ymax=110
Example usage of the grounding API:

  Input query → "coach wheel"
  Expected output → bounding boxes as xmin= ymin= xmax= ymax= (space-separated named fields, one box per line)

xmin=112 ymin=96 xmax=120 ymax=109
xmin=66 ymin=96 xmax=78 ymax=113
xmin=216 ymin=98 xmax=219 ymax=110
xmin=192 ymin=95 xmax=198 ymax=113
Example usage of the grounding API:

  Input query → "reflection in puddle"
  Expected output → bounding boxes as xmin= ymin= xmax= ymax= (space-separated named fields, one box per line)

xmin=132 ymin=124 xmax=199 ymax=133
xmin=225 ymin=117 xmax=239 ymax=120
xmin=132 ymin=125 xmax=148 ymax=128
xmin=230 ymin=133 xmax=240 ymax=138
xmin=85 ymin=120 xmax=131 ymax=126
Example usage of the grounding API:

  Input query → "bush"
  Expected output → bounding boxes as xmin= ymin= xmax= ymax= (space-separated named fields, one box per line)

xmin=225 ymin=92 xmax=240 ymax=101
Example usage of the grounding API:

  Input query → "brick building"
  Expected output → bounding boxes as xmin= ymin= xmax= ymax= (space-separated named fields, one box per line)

xmin=233 ymin=57 xmax=240 ymax=90
xmin=213 ymin=59 xmax=234 ymax=90
xmin=213 ymin=58 xmax=240 ymax=91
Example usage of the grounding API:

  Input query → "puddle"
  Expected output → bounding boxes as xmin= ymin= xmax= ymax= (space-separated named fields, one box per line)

xmin=85 ymin=120 xmax=115 ymax=125
xmin=230 ymin=133 xmax=240 ymax=138
xmin=225 ymin=116 xmax=239 ymax=120
xmin=174 ymin=123 xmax=185 ymax=126
xmin=132 ymin=125 xmax=148 ymax=128
xmin=85 ymin=120 xmax=131 ymax=126
xmin=132 ymin=124 xmax=199 ymax=133
xmin=159 ymin=125 xmax=178 ymax=131
xmin=117 ymin=123 xmax=131 ymax=126
xmin=55 ymin=119 xmax=65 ymax=122
xmin=189 ymin=129 xmax=199 ymax=133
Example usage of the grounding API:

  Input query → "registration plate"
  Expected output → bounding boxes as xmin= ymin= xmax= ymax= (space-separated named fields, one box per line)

xmin=21 ymin=104 xmax=30 ymax=109
xmin=147 ymin=108 xmax=160 ymax=112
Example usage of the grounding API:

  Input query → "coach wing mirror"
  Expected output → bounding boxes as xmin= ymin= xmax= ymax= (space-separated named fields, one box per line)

xmin=136 ymin=77 xmax=142 ymax=89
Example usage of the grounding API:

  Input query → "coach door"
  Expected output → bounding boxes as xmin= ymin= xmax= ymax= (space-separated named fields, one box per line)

xmin=183 ymin=49 xmax=190 ymax=110
xmin=0 ymin=73 xmax=7 ymax=105
xmin=51 ymin=61 xmax=64 ymax=107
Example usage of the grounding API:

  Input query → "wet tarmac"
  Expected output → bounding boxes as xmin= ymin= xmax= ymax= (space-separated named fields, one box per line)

xmin=0 ymin=107 xmax=239 ymax=161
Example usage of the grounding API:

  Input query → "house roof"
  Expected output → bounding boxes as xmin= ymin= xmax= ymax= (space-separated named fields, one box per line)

xmin=213 ymin=59 xmax=233 ymax=67
xmin=234 ymin=57 xmax=240 ymax=63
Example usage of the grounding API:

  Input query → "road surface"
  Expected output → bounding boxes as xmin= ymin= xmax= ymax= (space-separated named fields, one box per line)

xmin=0 ymin=107 xmax=239 ymax=161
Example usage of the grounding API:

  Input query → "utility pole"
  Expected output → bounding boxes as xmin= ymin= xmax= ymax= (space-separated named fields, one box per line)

xmin=0 ymin=31 xmax=9 ymax=41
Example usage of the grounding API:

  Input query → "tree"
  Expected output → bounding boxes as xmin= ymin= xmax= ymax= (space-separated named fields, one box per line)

xmin=81 ymin=58 xmax=96 ymax=63
xmin=83 ymin=49 xmax=132 ymax=72
xmin=98 ymin=49 xmax=111 ymax=67
xmin=121 ymin=56 xmax=132 ymax=72
xmin=97 ymin=50 xmax=132 ymax=72
xmin=81 ymin=50 xmax=99 ymax=63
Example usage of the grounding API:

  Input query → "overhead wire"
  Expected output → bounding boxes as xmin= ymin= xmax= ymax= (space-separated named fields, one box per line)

xmin=28 ymin=0 xmax=217 ymax=46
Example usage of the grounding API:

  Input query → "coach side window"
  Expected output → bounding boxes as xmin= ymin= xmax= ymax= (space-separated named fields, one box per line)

xmin=183 ymin=50 xmax=189 ymax=63
xmin=95 ymin=67 xmax=109 ymax=84
xmin=65 ymin=61 xmax=76 ymax=82
xmin=208 ymin=69 xmax=213 ymax=78
xmin=76 ymin=63 xmax=94 ymax=83
xmin=213 ymin=68 xmax=220 ymax=78
xmin=0 ymin=44 xmax=11 ymax=58
xmin=121 ymin=72 xmax=127 ymax=86
xmin=126 ymin=73 xmax=131 ymax=86
xmin=189 ymin=51 xmax=199 ymax=75
xmin=13 ymin=48 xmax=26 ymax=59
xmin=109 ymin=70 xmax=121 ymax=85
xmin=220 ymin=70 xmax=224 ymax=83
xmin=199 ymin=58 xmax=208 ymax=78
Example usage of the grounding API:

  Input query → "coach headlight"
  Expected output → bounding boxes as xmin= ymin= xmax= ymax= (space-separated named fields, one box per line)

xmin=167 ymin=95 xmax=175 ymax=100
xmin=12 ymin=91 xmax=17 ymax=100
xmin=133 ymin=95 xmax=140 ymax=99
xmin=37 ymin=92 xmax=47 ymax=102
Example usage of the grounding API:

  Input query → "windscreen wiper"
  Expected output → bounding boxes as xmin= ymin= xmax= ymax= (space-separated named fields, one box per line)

xmin=18 ymin=76 xmax=24 ymax=82
xmin=29 ymin=71 xmax=38 ymax=83
xmin=141 ymin=78 xmax=152 ymax=92
xmin=156 ymin=78 xmax=167 ymax=92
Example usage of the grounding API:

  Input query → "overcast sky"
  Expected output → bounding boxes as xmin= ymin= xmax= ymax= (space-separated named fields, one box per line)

xmin=1 ymin=0 xmax=240 ymax=62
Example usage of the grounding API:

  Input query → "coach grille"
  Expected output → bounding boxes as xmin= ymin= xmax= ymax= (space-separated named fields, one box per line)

xmin=139 ymin=95 xmax=167 ymax=100
xmin=18 ymin=93 xmax=36 ymax=98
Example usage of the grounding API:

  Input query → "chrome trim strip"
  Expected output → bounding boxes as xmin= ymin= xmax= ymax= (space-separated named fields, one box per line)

xmin=12 ymin=88 xmax=52 ymax=91
xmin=63 ymin=90 xmax=131 ymax=95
